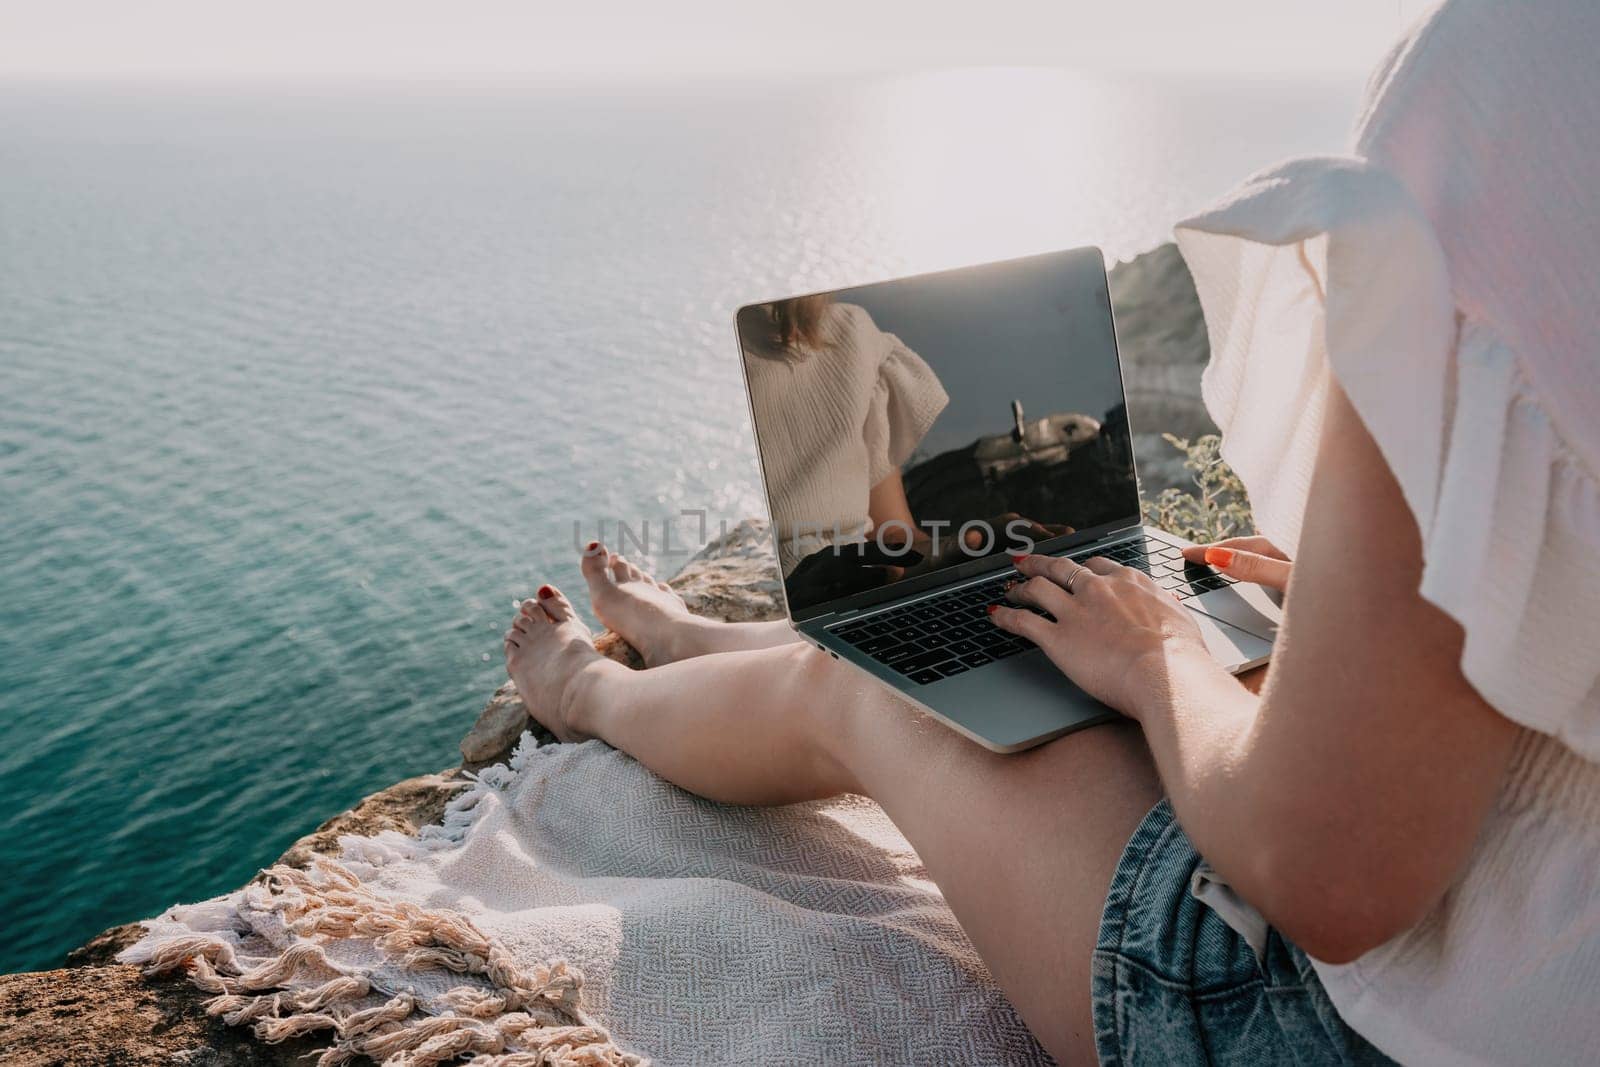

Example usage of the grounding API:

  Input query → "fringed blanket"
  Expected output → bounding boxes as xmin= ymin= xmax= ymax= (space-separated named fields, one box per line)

xmin=122 ymin=738 xmax=1048 ymax=1065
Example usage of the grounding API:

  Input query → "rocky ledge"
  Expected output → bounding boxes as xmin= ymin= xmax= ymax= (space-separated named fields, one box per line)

xmin=0 ymin=520 xmax=784 ymax=1067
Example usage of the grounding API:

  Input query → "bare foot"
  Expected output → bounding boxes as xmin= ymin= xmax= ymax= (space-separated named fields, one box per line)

xmin=579 ymin=542 xmax=709 ymax=667
xmin=503 ymin=584 xmax=618 ymax=742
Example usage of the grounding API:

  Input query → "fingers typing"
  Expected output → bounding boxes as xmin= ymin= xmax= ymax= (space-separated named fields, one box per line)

xmin=1005 ymin=574 xmax=1074 ymax=617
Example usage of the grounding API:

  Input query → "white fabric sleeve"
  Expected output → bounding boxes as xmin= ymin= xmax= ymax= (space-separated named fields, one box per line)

xmin=862 ymin=332 xmax=949 ymax=488
xmin=1176 ymin=155 xmax=1600 ymax=760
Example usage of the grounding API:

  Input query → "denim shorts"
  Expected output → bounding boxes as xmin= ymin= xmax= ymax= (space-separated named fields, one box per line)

xmin=1091 ymin=800 xmax=1398 ymax=1066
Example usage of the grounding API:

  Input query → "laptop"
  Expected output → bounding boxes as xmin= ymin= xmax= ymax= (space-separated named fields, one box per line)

xmin=735 ymin=246 xmax=1282 ymax=753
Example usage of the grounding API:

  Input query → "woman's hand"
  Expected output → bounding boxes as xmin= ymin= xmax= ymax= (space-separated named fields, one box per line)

xmin=1180 ymin=535 xmax=1292 ymax=591
xmin=988 ymin=554 xmax=1217 ymax=718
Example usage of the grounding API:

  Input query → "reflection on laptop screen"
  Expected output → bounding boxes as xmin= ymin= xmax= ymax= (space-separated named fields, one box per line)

xmin=738 ymin=246 xmax=1138 ymax=618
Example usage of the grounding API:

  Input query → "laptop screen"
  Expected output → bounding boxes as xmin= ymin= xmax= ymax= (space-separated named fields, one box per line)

xmin=737 ymin=246 xmax=1139 ymax=621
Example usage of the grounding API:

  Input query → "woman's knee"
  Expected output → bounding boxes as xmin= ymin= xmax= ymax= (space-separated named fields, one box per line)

xmin=751 ymin=641 xmax=906 ymax=789
xmin=772 ymin=642 xmax=867 ymax=725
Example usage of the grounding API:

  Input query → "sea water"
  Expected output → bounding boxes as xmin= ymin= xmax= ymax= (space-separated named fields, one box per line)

xmin=0 ymin=71 xmax=1358 ymax=971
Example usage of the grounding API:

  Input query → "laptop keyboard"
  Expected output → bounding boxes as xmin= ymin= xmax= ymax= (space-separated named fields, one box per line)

xmin=827 ymin=535 xmax=1237 ymax=685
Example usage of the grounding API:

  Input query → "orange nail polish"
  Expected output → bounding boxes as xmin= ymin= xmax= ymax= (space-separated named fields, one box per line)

xmin=1204 ymin=547 xmax=1234 ymax=568
xmin=986 ymin=604 xmax=1000 ymax=615
xmin=1010 ymin=553 xmax=1027 ymax=565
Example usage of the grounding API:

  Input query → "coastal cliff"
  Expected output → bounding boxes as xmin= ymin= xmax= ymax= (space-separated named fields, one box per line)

xmin=1105 ymin=240 xmax=1218 ymax=496
xmin=0 ymin=243 xmax=1208 ymax=1065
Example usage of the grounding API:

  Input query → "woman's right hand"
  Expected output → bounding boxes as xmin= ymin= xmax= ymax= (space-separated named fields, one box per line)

xmin=1179 ymin=535 xmax=1293 ymax=592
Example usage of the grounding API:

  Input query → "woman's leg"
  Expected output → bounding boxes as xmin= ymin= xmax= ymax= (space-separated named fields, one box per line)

xmin=579 ymin=543 xmax=800 ymax=666
xmin=506 ymin=585 xmax=1162 ymax=1063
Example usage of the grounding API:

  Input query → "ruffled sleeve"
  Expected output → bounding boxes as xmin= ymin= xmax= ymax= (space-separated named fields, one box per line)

xmin=1176 ymin=156 xmax=1600 ymax=760
xmin=861 ymin=322 xmax=949 ymax=487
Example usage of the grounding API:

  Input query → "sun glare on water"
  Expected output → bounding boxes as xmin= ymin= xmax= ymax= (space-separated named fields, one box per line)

xmin=859 ymin=68 xmax=1162 ymax=273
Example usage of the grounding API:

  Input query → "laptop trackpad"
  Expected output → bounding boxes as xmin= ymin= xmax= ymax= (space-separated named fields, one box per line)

xmin=1190 ymin=582 xmax=1284 ymax=641
xmin=1192 ymin=609 xmax=1274 ymax=672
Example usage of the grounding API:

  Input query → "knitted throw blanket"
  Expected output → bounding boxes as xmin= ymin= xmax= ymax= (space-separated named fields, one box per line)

xmin=121 ymin=737 xmax=1048 ymax=1065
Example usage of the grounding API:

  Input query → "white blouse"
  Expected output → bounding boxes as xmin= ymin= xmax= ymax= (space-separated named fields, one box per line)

xmin=1175 ymin=2 xmax=1600 ymax=1063
xmin=742 ymin=303 xmax=948 ymax=575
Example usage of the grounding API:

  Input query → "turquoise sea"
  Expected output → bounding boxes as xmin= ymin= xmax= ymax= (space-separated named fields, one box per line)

xmin=0 ymin=72 xmax=1358 ymax=971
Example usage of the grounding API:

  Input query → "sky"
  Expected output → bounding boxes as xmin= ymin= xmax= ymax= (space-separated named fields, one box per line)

xmin=0 ymin=0 xmax=1432 ymax=82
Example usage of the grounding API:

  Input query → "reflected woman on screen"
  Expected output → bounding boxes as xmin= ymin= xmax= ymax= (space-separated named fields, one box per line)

xmin=738 ymin=294 xmax=948 ymax=590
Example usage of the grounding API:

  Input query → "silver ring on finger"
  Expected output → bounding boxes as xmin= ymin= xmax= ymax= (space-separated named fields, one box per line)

xmin=1064 ymin=561 xmax=1083 ymax=594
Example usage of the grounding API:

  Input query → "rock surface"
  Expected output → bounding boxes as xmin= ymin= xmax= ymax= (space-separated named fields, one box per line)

xmin=0 ymin=966 xmax=324 ymax=1067
xmin=0 ymin=518 xmax=786 ymax=1065
xmin=1106 ymin=242 xmax=1216 ymax=497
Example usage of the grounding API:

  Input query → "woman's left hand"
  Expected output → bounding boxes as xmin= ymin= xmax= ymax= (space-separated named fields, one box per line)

xmin=988 ymin=553 xmax=1217 ymax=718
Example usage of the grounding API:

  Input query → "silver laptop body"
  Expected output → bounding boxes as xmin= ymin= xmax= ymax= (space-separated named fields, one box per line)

xmin=736 ymin=247 xmax=1281 ymax=753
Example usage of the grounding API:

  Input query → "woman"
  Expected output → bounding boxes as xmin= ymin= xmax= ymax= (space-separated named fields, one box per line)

xmin=739 ymin=293 xmax=947 ymax=582
xmin=508 ymin=4 xmax=1599 ymax=1062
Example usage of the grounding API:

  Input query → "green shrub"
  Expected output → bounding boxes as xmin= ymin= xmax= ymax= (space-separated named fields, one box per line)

xmin=1142 ymin=433 xmax=1254 ymax=543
